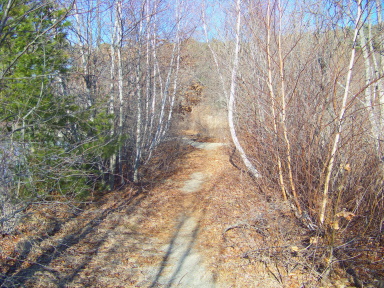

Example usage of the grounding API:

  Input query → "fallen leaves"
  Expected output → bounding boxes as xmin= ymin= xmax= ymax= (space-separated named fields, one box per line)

xmin=335 ymin=211 xmax=355 ymax=221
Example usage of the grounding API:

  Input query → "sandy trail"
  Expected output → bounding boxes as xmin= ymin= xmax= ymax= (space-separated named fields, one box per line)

xmin=146 ymin=215 xmax=214 ymax=287
xmin=136 ymin=138 xmax=225 ymax=287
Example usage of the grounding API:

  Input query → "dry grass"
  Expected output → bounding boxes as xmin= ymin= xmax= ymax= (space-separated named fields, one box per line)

xmin=195 ymin=153 xmax=316 ymax=287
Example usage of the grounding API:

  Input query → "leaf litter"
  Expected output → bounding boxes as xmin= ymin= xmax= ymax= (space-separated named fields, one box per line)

xmin=0 ymin=132 xmax=367 ymax=288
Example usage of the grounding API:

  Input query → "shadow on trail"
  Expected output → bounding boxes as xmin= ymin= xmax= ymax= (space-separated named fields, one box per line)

xmin=149 ymin=214 xmax=201 ymax=288
xmin=1 ymin=218 xmax=62 ymax=281
xmin=1 ymin=191 xmax=148 ymax=288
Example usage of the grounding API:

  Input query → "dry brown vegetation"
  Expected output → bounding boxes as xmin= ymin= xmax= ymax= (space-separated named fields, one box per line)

xmin=1 ymin=126 xmax=382 ymax=287
xmin=2 ymin=0 xmax=384 ymax=287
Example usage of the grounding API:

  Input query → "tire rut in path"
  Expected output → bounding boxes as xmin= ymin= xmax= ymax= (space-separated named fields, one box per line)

xmin=147 ymin=215 xmax=214 ymax=287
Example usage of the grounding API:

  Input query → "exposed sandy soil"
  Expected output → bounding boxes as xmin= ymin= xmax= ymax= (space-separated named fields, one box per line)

xmin=0 ymin=131 xmax=364 ymax=288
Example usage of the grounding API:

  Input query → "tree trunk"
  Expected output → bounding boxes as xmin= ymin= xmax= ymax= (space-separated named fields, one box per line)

xmin=228 ymin=0 xmax=261 ymax=179
xmin=116 ymin=0 xmax=125 ymax=185
xmin=266 ymin=0 xmax=287 ymax=201
xmin=108 ymin=4 xmax=118 ymax=190
xmin=133 ymin=11 xmax=144 ymax=184
xmin=320 ymin=0 xmax=362 ymax=224
xmin=277 ymin=0 xmax=302 ymax=215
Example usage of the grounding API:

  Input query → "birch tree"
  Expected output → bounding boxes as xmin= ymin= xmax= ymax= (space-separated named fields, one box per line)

xmin=97 ymin=0 xmax=185 ymax=183
xmin=226 ymin=0 xmax=383 ymax=230
xmin=319 ymin=0 xmax=363 ymax=224
xmin=108 ymin=3 xmax=118 ymax=189
xmin=203 ymin=0 xmax=261 ymax=179
xmin=229 ymin=0 xmax=261 ymax=178
xmin=133 ymin=3 xmax=144 ymax=183
xmin=133 ymin=0 xmax=185 ymax=182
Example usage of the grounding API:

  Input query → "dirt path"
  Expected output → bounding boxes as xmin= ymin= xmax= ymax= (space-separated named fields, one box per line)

xmin=135 ymin=137 xmax=225 ymax=287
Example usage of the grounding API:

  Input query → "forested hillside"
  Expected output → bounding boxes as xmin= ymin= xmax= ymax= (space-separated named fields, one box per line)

xmin=1 ymin=0 xmax=384 ymax=287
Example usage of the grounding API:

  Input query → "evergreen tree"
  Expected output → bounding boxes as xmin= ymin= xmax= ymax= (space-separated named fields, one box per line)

xmin=0 ymin=0 xmax=113 ymax=233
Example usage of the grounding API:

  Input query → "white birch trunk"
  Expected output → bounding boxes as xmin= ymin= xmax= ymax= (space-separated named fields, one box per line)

xmin=116 ymin=0 xmax=124 ymax=184
xmin=320 ymin=0 xmax=362 ymax=224
xmin=143 ymin=0 xmax=152 ymax=148
xmin=144 ymin=7 xmax=159 ymax=164
xmin=149 ymin=17 xmax=157 ymax=141
xmin=133 ymin=11 xmax=145 ymax=183
xmin=228 ymin=0 xmax=261 ymax=178
xmin=150 ymin=42 xmax=177 ymax=150
xmin=108 ymin=4 xmax=118 ymax=189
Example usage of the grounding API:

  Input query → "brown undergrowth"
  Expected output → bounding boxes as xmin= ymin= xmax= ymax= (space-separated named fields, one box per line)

xmin=0 ymin=131 xmax=381 ymax=287
xmin=195 ymin=150 xmax=318 ymax=287
xmin=197 ymin=147 xmax=384 ymax=288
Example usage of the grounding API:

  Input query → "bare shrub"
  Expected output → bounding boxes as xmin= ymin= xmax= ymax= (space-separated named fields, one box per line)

xmin=0 ymin=140 xmax=29 ymax=234
xmin=140 ymin=137 xmax=191 ymax=184
xmin=207 ymin=0 xmax=384 ymax=283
